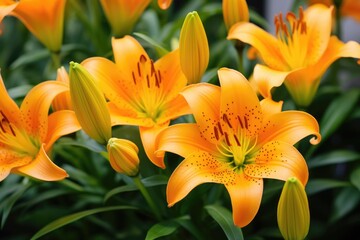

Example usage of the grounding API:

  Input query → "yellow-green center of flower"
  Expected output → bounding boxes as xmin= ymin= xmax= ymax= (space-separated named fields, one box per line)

xmin=275 ymin=7 xmax=308 ymax=69
xmin=131 ymin=54 xmax=165 ymax=123
xmin=0 ymin=110 xmax=40 ymax=158
xmin=214 ymin=113 xmax=257 ymax=172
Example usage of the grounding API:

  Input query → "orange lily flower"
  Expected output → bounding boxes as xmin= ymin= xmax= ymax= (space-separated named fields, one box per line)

xmin=156 ymin=68 xmax=321 ymax=227
xmin=228 ymin=4 xmax=360 ymax=107
xmin=0 ymin=73 xmax=80 ymax=181
xmin=309 ymin=0 xmax=360 ymax=22
xmin=99 ymin=0 xmax=151 ymax=37
xmin=0 ymin=0 xmax=66 ymax=52
xmin=80 ymin=35 xmax=190 ymax=169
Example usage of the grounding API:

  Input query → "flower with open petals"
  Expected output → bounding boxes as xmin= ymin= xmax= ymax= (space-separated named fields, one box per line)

xmin=99 ymin=0 xmax=151 ymax=37
xmin=0 ymin=73 xmax=80 ymax=181
xmin=0 ymin=0 xmax=66 ymax=52
xmin=156 ymin=68 xmax=321 ymax=227
xmin=228 ymin=4 xmax=360 ymax=107
xmin=80 ymin=35 xmax=190 ymax=169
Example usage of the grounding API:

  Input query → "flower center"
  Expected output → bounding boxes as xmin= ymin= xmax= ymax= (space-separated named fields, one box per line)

xmin=0 ymin=110 xmax=39 ymax=158
xmin=214 ymin=113 xmax=257 ymax=172
xmin=274 ymin=7 xmax=308 ymax=69
xmin=131 ymin=54 xmax=165 ymax=123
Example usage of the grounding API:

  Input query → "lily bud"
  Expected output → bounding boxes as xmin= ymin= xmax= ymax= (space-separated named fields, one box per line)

xmin=222 ymin=0 xmax=249 ymax=31
xmin=157 ymin=0 xmax=173 ymax=10
xmin=107 ymin=137 xmax=140 ymax=177
xmin=277 ymin=177 xmax=310 ymax=240
xmin=52 ymin=67 xmax=73 ymax=111
xmin=179 ymin=11 xmax=209 ymax=84
xmin=69 ymin=61 xmax=112 ymax=145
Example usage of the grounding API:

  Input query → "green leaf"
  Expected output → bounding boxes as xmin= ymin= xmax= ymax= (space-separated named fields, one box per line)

xmin=31 ymin=205 xmax=137 ymax=240
xmin=306 ymin=179 xmax=350 ymax=196
xmin=10 ymin=48 xmax=50 ymax=70
xmin=8 ymin=84 xmax=33 ymax=99
xmin=319 ymin=89 xmax=359 ymax=142
xmin=350 ymin=167 xmax=360 ymax=191
xmin=205 ymin=204 xmax=243 ymax=240
xmin=330 ymin=186 xmax=360 ymax=222
xmin=145 ymin=220 xmax=179 ymax=240
xmin=133 ymin=32 xmax=169 ymax=57
xmin=307 ymin=150 xmax=360 ymax=168
xmin=104 ymin=175 xmax=168 ymax=202
xmin=0 ymin=181 xmax=31 ymax=229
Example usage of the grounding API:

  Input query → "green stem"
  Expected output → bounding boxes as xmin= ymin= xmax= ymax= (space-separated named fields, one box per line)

xmin=132 ymin=175 xmax=162 ymax=221
xmin=50 ymin=51 xmax=61 ymax=69
xmin=235 ymin=41 xmax=245 ymax=75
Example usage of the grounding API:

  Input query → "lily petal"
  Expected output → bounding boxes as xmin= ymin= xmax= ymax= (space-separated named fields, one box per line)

xmin=167 ymin=150 xmax=238 ymax=206
xmin=0 ymin=73 xmax=22 ymax=126
xmin=108 ymin=102 xmax=153 ymax=127
xmin=253 ymin=64 xmax=289 ymax=99
xmin=0 ymin=150 xmax=31 ymax=181
xmin=0 ymin=0 xmax=18 ymax=24
xmin=155 ymin=49 xmax=187 ymax=100
xmin=112 ymin=35 xmax=150 ymax=75
xmin=180 ymin=83 xmax=221 ymax=144
xmin=157 ymin=0 xmax=172 ymax=10
xmin=218 ymin=68 xmax=262 ymax=137
xmin=227 ymin=22 xmax=287 ymax=70
xmin=20 ymin=81 xmax=69 ymax=141
xmin=45 ymin=110 xmax=81 ymax=150
xmin=140 ymin=122 xmax=170 ymax=169
xmin=260 ymin=98 xmax=283 ymax=118
xmin=162 ymin=94 xmax=191 ymax=122
xmin=303 ymin=4 xmax=333 ymax=65
xmin=257 ymin=111 xmax=321 ymax=147
xmin=156 ymin=123 xmax=217 ymax=158
xmin=13 ymin=144 xmax=68 ymax=181
xmin=245 ymin=141 xmax=309 ymax=185
xmin=225 ymin=173 xmax=263 ymax=227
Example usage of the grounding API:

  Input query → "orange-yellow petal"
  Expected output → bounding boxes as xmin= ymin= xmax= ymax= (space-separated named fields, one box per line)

xmin=45 ymin=110 xmax=81 ymax=150
xmin=227 ymin=22 xmax=287 ymax=70
xmin=225 ymin=173 xmax=263 ymax=227
xmin=107 ymin=102 xmax=153 ymax=127
xmin=303 ymin=4 xmax=333 ymax=65
xmin=157 ymin=0 xmax=172 ymax=10
xmin=0 ymin=73 xmax=22 ymax=126
xmin=155 ymin=49 xmax=187 ymax=99
xmin=0 ymin=0 xmax=18 ymax=24
xmin=260 ymin=98 xmax=283 ymax=118
xmin=20 ymin=81 xmax=69 ymax=141
xmin=112 ymin=35 xmax=150 ymax=75
xmin=180 ymin=83 xmax=221 ymax=144
xmin=218 ymin=68 xmax=262 ymax=137
xmin=167 ymin=150 xmax=238 ymax=206
xmin=52 ymin=66 xmax=72 ymax=111
xmin=0 ymin=150 xmax=31 ymax=181
xmin=13 ymin=144 xmax=68 ymax=181
xmin=245 ymin=141 xmax=309 ymax=185
xmin=10 ymin=0 xmax=66 ymax=52
xmin=161 ymin=94 xmax=191 ymax=123
xmin=156 ymin=123 xmax=217 ymax=159
xmin=253 ymin=64 xmax=289 ymax=99
xmin=257 ymin=111 xmax=321 ymax=147
xmin=139 ymin=122 xmax=170 ymax=169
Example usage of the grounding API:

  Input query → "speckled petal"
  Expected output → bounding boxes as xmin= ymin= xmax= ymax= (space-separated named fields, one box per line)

xmin=167 ymin=150 xmax=238 ymax=207
xmin=225 ymin=173 xmax=263 ymax=227
xmin=245 ymin=141 xmax=309 ymax=185
xmin=156 ymin=123 xmax=217 ymax=159
xmin=180 ymin=83 xmax=221 ymax=144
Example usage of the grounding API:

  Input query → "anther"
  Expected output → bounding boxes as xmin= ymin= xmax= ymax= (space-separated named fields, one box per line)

xmin=217 ymin=122 xmax=224 ymax=135
xmin=224 ymin=132 xmax=231 ymax=146
xmin=237 ymin=115 xmax=244 ymax=128
xmin=233 ymin=134 xmax=241 ymax=146
xmin=223 ymin=114 xmax=232 ymax=128
xmin=140 ymin=54 xmax=147 ymax=63
xmin=214 ymin=126 xmax=219 ymax=140
xmin=132 ymin=72 xmax=137 ymax=84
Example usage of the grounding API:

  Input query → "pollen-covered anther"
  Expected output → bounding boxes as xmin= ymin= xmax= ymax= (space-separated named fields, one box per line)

xmin=134 ymin=54 xmax=162 ymax=89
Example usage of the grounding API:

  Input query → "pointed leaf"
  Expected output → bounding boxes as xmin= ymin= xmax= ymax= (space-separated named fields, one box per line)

xmin=350 ymin=167 xmax=360 ymax=191
xmin=31 ymin=206 xmax=137 ymax=240
xmin=308 ymin=150 xmax=360 ymax=168
xmin=306 ymin=179 xmax=350 ymax=196
xmin=133 ymin=32 xmax=169 ymax=57
xmin=145 ymin=220 xmax=179 ymax=240
xmin=205 ymin=204 xmax=244 ymax=240
xmin=331 ymin=187 xmax=360 ymax=222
